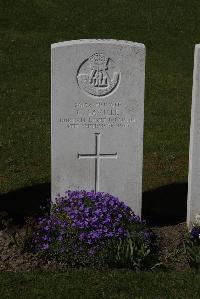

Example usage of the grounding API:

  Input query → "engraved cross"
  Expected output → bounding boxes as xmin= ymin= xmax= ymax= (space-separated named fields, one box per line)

xmin=78 ymin=133 xmax=118 ymax=193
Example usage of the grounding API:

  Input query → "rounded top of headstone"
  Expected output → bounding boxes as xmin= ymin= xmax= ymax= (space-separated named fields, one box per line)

xmin=51 ymin=39 xmax=145 ymax=49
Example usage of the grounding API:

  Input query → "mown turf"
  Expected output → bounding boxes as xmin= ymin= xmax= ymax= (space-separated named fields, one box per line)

xmin=1 ymin=0 xmax=200 ymax=194
xmin=0 ymin=269 xmax=199 ymax=299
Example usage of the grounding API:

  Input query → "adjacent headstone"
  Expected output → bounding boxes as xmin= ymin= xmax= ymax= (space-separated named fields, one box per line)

xmin=187 ymin=44 xmax=200 ymax=225
xmin=51 ymin=39 xmax=145 ymax=216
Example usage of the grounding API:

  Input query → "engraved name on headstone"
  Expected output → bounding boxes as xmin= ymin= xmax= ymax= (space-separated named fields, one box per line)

xmin=187 ymin=44 xmax=200 ymax=225
xmin=51 ymin=39 xmax=145 ymax=215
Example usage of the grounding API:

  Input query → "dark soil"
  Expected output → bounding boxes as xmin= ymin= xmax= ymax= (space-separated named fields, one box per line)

xmin=152 ymin=223 xmax=189 ymax=271
xmin=0 ymin=218 xmax=190 ymax=272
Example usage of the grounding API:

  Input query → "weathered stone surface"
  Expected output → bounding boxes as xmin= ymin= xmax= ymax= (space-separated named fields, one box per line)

xmin=51 ymin=39 xmax=145 ymax=215
xmin=187 ymin=44 xmax=200 ymax=225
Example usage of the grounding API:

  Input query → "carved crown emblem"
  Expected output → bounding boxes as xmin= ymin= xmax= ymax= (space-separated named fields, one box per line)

xmin=89 ymin=53 xmax=108 ymax=71
xmin=77 ymin=52 xmax=120 ymax=98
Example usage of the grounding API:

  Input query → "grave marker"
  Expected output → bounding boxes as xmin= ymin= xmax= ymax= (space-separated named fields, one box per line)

xmin=187 ymin=44 xmax=200 ymax=225
xmin=51 ymin=39 xmax=145 ymax=215
xmin=78 ymin=133 xmax=118 ymax=193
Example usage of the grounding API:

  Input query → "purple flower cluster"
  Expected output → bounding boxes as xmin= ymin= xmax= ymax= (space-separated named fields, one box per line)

xmin=190 ymin=226 xmax=200 ymax=240
xmin=32 ymin=190 xmax=144 ymax=261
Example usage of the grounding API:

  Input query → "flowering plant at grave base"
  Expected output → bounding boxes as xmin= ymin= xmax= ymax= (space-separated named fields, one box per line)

xmin=184 ymin=214 xmax=200 ymax=270
xmin=31 ymin=190 xmax=155 ymax=268
xmin=190 ymin=214 xmax=200 ymax=242
xmin=194 ymin=214 xmax=200 ymax=227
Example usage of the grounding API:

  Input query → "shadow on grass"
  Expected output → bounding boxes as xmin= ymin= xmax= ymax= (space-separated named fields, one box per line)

xmin=0 ymin=182 xmax=187 ymax=226
xmin=0 ymin=183 xmax=51 ymax=224
xmin=142 ymin=183 xmax=187 ymax=226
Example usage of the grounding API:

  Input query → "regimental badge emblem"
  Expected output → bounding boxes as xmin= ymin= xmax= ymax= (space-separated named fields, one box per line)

xmin=77 ymin=52 xmax=120 ymax=97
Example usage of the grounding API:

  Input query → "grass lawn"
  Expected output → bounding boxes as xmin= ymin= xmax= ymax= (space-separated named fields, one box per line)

xmin=1 ymin=0 xmax=200 ymax=297
xmin=0 ymin=270 xmax=200 ymax=299
xmin=1 ymin=0 xmax=200 ymax=193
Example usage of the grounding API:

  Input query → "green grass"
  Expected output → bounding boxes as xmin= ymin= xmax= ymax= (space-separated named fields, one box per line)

xmin=1 ymin=0 xmax=200 ymax=193
xmin=0 ymin=269 xmax=199 ymax=299
xmin=0 ymin=270 xmax=200 ymax=299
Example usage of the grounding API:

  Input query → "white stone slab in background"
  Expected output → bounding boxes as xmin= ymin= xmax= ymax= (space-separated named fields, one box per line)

xmin=51 ymin=39 xmax=145 ymax=216
xmin=187 ymin=44 xmax=200 ymax=225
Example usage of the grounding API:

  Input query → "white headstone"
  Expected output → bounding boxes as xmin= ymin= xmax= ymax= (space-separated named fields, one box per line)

xmin=51 ymin=39 xmax=145 ymax=216
xmin=187 ymin=44 xmax=200 ymax=225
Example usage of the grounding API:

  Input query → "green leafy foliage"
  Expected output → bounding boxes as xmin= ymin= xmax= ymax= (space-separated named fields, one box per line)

xmin=106 ymin=224 xmax=160 ymax=270
xmin=184 ymin=223 xmax=200 ymax=270
xmin=184 ymin=239 xmax=200 ymax=270
xmin=186 ymin=240 xmax=200 ymax=269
